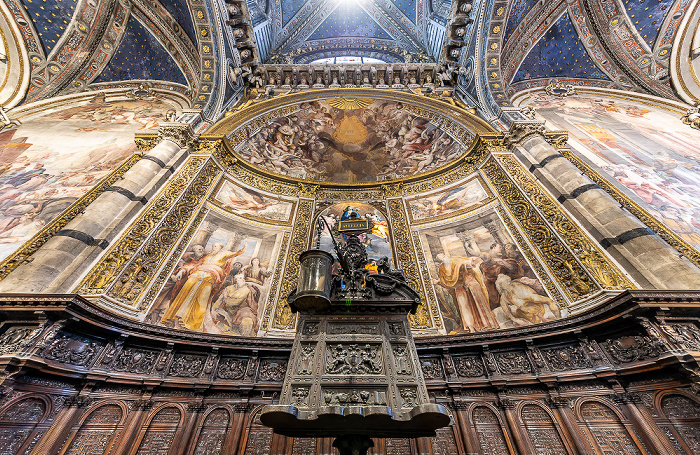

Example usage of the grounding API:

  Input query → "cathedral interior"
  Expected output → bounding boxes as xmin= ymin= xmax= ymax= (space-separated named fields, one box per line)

xmin=0 ymin=0 xmax=700 ymax=453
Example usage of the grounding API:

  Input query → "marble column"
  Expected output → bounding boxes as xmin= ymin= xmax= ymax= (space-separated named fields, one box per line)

xmin=508 ymin=120 xmax=700 ymax=289
xmin=0 ymin=122 xmax=196 ymax=294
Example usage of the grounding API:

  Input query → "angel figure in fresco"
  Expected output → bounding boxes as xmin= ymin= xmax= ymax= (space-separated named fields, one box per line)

xmin=432 ymin=253 xmax=499 ymax=332
xmin=160 ymin=239 xmax=247 ymax=331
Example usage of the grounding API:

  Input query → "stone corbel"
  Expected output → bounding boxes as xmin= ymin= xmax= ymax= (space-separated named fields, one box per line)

xmin=157 ymin=122 xmax=198 ymax=149
xmin=504 ymin=120 xmax=546 ymax=147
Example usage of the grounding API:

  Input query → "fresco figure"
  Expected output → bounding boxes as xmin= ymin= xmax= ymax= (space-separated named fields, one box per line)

xmin=495 ymin=274 xmax=560 ymax=325
xmin=432 ymin=253 xmax=498 ymax=332
xmin=236 ymin=100 xmax=462 ymax=182
xmin=211 ymin=273 xmax=259 ymax=335
xmin=420 ymin=211 xmax=560 ymax=334
xmin=242 ymin=257 xmax=271 ymax=303
xmin=161 ymin=239 xmax=247 ymax=331
xmin=528 ymin=93 xmax=700 ymax=250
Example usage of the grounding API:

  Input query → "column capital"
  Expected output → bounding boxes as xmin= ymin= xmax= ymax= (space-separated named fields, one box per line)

xmin=504 ymin=120 xmax=546 ymax=146
xmin=157 ymin=122 xmax=197 ymax=148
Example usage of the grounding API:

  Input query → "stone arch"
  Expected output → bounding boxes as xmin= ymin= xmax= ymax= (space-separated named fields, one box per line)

xmin=470 ymin=404 xmax=514 ymax=455
xmin=132 ymin=404 xmax=184 ymax=455
xmin=576 ymin=399 xmax=643 ymax=455
xmin=0 ymin=395 xmax=51 ymax=455
xmin=62 ymin=402 xmax=126 ymax=455
xmin=518 ymin=401 xmax=569 ymax=454
xmin=656 ymin=391 xmax=700 ymax=454
xmin=191 ymin=406 xmax=232 ymax=455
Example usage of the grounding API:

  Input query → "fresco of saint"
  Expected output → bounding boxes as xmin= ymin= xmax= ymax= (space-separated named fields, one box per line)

xmin=419 ymin=211 xmax=561 ymax=334
xmin=146 ymin=212 xmax=281 ymax=336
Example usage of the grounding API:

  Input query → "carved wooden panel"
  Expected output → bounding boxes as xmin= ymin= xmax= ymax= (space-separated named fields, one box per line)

xmin=385 ymin=438 xmax=412 ymax=454
xmin=0 ymin=397 xmax=47 ymax=455
xmin=135 ymin=407 xmax=182 ymax=455
xmin=193 ymin=408 xmax=230 ymax=455
xmin=431 ymin=427 xmax=459 ymax=455
xmin=661 ymin=394 xmax=700 ymax=454
xmin=64 ymin=404 xmax=123 ymax=455
xmin=520 ymin=404 xmax=566 ymax=455
xmin=243 ymin=428 xmax=273 ymax=455
xmin=291 ymin=437 xmax=316 ymax=455
xmin=473 ymin=406 xmax=510 ymax=455
xmin=579 ymin=401 xmax=641 ymax=455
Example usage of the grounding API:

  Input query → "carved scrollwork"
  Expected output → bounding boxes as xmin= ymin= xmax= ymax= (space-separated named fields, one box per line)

xmin=399 ymin=387 xmax=418 ymax=407
xmin=157 ymin=122 xmax=197 ymax=148
xmin=504 ymin=120 xmax=546 ymax=146
xmin=259 ymin=359 xmax=287 ymax=381
xmin=169 ymin=354 xmax=206 ymax=377
xmin=326 ymin=344 xmax=382 ymax=375
xmin=602 ymin=336 xmax=664 ymax=363
xmin=420 ymin=358 xmax=444 ymax=379
xmin=322 ymin=389 xmax=386 ymax=406
xmin=453 ymin=355 xmax=485 ymax=377
xmin=0 ymin=327 xmax=42 ymax=356
xmin=494 ymin=351 xmax=532 ymax=374
xmin=42 ymin=334 xmax=101 ymax=367
xmin=216 ymin=358 xmax=247 ymax=380
xmin=272 ymin=199 xmax=313 ymax=330
xmin=542 ymin=346 xmax=591 ymax=371
xmin=112 ymin=348 xmax=158 ymax=374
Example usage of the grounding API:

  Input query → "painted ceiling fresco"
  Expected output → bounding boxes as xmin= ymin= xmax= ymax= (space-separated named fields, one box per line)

xmin=235 ymin=99 xmax=463 ymax=183
xmin=94 ymin=16 xmax=188 ymax=86
xmin=504 ymin=0 xmax=538 ymax=44
xmin=163 ymin=0 xmax=198 ymax=46
xmin=623 ymin=0 xmax=673 ymax=48
xmin=20 ymin=0 xmax=78 ymax=55
xmin=512 ymin=13 xmax=609 ymax=83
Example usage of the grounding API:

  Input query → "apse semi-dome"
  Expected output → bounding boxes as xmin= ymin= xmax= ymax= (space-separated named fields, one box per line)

xmin=210 ymin=89 xmax=491 ymax=183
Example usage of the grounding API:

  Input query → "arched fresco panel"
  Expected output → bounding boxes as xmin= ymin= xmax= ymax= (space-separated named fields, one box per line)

xmin=523 ymin=92 xmax=700 ymax=252
xmin=144 ymin=206 xmax=288 ymax=336
xmin=0 ymin=94 xmax=175 ymax=261
xmin=415 ymin=208 xmax=561 ymax=334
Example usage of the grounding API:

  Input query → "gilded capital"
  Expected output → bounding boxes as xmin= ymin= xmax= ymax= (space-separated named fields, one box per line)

xmin=157 ymin=122 xmax=197 ymax=148
xmin=504 ymin=120 xmax=546 ymax=146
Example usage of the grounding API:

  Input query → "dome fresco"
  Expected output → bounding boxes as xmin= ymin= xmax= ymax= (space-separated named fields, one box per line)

xmin=235 ymin=99 xmax=463 ymax=182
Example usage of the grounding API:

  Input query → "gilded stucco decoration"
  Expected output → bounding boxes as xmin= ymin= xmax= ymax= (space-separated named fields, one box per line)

xmin=78 ymin=156 xmax=215 ymax=303
xmin=21 ymin=88 xmax=644 ymax=337
xmin=481 ymin=157 xmax=599 ymax=301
